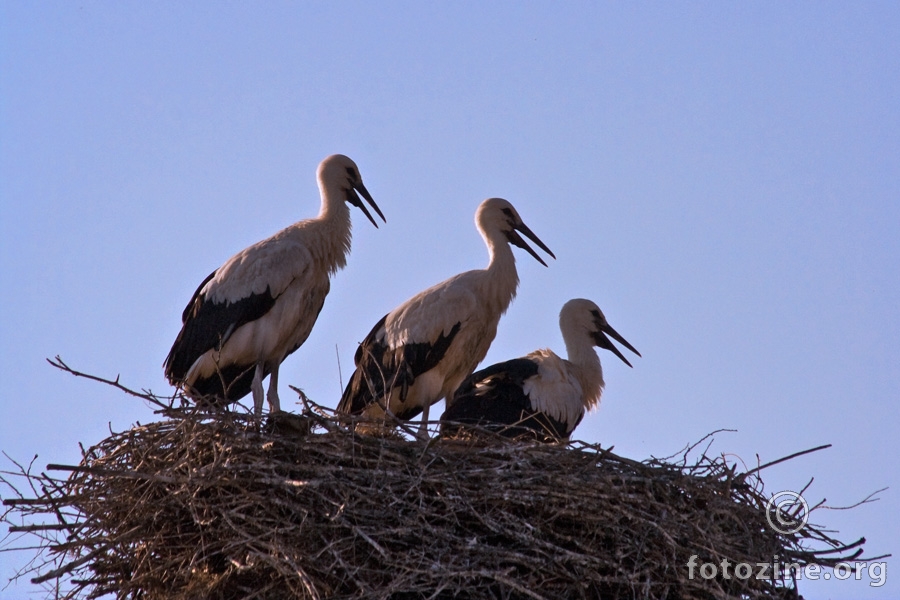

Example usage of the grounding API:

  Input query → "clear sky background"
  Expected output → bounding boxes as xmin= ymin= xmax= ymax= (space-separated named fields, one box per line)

xmin=1 ymin=3 xmax=897 ymax=598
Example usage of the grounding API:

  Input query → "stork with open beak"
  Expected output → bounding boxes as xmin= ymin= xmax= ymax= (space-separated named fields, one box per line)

xmin=441 ymin=298 xmax=640 ymax=442
xmin=164 ymin=154 xmax=385 ymax=415
xmin=337 ymin=197 xmax=555 ymax=437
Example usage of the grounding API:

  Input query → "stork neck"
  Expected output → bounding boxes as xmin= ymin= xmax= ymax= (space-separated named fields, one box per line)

xmin=482 ymin=235 xmax=520 ymax=316
xmin=303 ymin=188 xmax=353 ymax=275
xmin=318 ymin=185 xmax=352 ymax=223
xmin=565 ymin=341 xmax=605 ymax=410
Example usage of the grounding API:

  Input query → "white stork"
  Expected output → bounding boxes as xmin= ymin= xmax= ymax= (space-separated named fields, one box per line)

xmin=164 ymin=154 xmax=385 ymax=415
xmin=440 ymin=298 xmax=640 ymax=442
xmin=337 ymin=197 xmax=555 ymax=437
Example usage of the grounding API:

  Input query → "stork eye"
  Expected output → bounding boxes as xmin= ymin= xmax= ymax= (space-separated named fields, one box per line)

xmin=590 ymin=309 xmax=602 ymax=320
xmin=345 ymin=166 xmax=357 ymax=181
xmin=501 ymin=207 xmax=518 ymax=226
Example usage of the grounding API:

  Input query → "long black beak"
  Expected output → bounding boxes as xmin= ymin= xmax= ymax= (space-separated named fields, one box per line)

xmin=593 ymin=322 xmax=641 ymax=367
xmin=348 ymin=181 xmax=386 ymax=228
xmin=506 ymin=222 xmax=556 ymax=267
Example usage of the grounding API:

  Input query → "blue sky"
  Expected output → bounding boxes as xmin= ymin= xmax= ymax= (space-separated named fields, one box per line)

xmin=1 ymin=3 xmax=897 ymax=598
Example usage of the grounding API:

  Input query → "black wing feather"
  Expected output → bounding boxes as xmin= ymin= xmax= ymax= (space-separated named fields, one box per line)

xmin=338 ymin=318 xmax=462 ymax=419
xmin=164 ymin=270 xmax=277 ymax=399
xmin=442 ymin=358 xmax=571 ymax=442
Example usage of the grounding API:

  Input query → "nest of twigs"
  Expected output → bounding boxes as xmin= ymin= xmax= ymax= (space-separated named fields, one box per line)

xmin=0 ymin=361 xmax=883 ymax=600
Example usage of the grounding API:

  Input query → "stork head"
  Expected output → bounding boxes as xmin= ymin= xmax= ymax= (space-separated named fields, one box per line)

xmin=476 ymin=198 xmax=556 ymax=266
xmin=318 ymin=154 xmax=386 ymax=227
xmin=560 ymin=299 xmax=641 ymax=367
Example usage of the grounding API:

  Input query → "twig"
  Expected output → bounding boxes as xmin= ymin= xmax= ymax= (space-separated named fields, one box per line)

xmin=822 ymin=487 xmax=887 ymax=510
xmin=31 ymin=547 xmax=106 ymax=584
xmin=742 ymin=443 xmax=833 ymax=477
xmin=47 ymin=356 xmax=173 ymax=410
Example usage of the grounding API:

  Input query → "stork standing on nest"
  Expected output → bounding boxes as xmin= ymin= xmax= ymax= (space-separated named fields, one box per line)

xmin=337 ymin=198 xmax=555 ymax=437
xmin=164 ymin=154 xmax=385 ymax=415
xmin=441 ymin=298 xmax=640 ymax=442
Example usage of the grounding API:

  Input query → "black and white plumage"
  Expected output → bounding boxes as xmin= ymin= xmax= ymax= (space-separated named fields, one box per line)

xmin=441 ymin=298 xmax=640 ymax=442
xmin=164 ymin=154 xmax=384 ymax=415
xmin=336 ymin=198 xmax=555 ymax=436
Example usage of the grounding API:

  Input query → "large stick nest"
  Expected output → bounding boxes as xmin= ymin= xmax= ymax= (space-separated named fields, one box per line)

xmin=0 ymin=363 xmax=881 ymax=600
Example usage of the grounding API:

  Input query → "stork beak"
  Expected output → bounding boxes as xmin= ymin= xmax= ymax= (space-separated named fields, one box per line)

xmin=348 ymin=181 xmax=386 ymax=228
xmin=593 ymin=322 xmax=641 ymax=368
xmin=506 ymin=222 xmax=556 ymax=267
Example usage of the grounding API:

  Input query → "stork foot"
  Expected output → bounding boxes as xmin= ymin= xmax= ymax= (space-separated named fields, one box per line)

xmin=414 ymin=429 xmax=431 ymax=442
xmin=251 ymin=364 xmax=265 ymax=417
xmin=415 ymin=411 xmax=431 ymax=441
xmin=267 ymin=364 xmax=282 ymax=414
xmin=267 ymin=390 xmax=282 ymax=414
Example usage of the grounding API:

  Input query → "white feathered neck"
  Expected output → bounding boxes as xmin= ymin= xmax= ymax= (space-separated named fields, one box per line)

xmin=561 ymin=315 xmax=605 ymax=411
xmin=475 ymin=208 xmax=521 ymax=319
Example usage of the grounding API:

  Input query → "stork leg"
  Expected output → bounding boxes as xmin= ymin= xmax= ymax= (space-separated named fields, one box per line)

xmin=251 ymin=363 xmax=265 ymax=416
xmin=267 ymin=364 xmax=281 ymax=414
xmin=416 ymin=402 xmax=431 ymax=441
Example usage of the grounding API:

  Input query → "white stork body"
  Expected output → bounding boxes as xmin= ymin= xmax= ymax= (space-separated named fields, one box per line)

xmin=164 ymin=154 xmax=384 ymax=415
xmin=441 ymin=299 xmax=640 ymax=442
xmin=337 ymin=198 xmax=555 ymax=436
